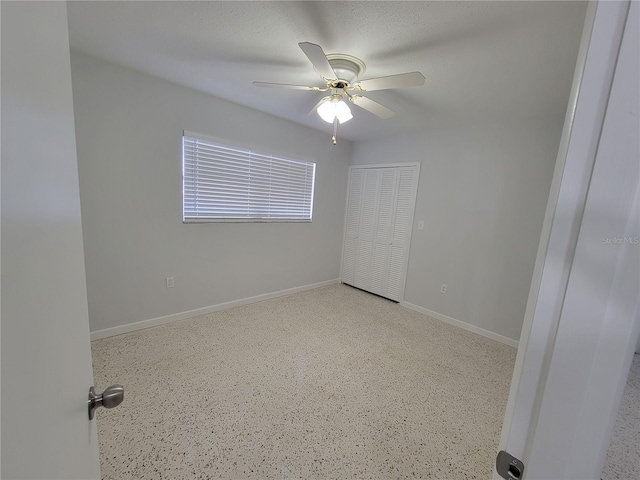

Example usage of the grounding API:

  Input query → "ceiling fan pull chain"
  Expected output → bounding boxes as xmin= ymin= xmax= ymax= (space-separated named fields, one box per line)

xmin=332 ymin=117 xmax=338 ymax=145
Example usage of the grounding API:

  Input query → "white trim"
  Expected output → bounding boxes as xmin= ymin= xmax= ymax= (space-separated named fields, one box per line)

xmin=495 ymin=2 xmax=632 ymax=475
xmin=522 ymin=1 xmax=638 ymax=474
xmin=90 ymin=279 xmax=339 ymax=341
xmin=400 ymin=301 xmax=519 ymax=348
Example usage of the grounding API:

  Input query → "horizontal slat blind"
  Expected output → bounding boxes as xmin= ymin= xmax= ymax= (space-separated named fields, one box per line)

xmin=182 ymin=135 xmax=316 ymax=222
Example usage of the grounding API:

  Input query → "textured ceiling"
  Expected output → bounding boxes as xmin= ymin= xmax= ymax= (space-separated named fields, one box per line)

xmin=67 ymin=1 xmax=588 ymax=142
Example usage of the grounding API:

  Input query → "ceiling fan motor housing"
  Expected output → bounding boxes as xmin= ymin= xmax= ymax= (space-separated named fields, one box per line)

xmin=326 ymin=54 xmax=366 ymax=86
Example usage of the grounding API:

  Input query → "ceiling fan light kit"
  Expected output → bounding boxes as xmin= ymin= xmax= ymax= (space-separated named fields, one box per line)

xmin=317 ymin=95 xmax=353 ymax=124
xmin=254 ymin=42 xmax=425 ymax=144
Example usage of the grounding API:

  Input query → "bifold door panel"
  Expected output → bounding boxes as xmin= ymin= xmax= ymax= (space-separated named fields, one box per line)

xmin=341 ymin=165 xmax=419 ymax=302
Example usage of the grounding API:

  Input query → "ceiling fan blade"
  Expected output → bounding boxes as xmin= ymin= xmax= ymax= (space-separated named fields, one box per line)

xmin=253 ymin=81 xmax=325 ymax=91
xmin=350 ymin=95 xmax=395 ymax=119
xmin=298 ymin=42 xmax=337 ymax=81
xmin=354 ymin=72 xmax=425 ymax=92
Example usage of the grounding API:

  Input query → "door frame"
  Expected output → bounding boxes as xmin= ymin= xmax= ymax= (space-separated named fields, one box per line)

xmin=339 ymin=162 xmax=421 ymax=303
xmin=495 ymin=0 xmax=638 ymax=477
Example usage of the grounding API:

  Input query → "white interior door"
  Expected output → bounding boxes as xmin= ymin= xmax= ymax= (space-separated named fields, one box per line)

xmin=1 ymin=2 xmax=101 ymax=478
xmin=495 ymin=1 xmax=638 ymax=478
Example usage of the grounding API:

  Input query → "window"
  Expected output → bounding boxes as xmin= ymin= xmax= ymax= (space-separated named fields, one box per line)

xmin=182 ymin=132 xmax=316 ymax=222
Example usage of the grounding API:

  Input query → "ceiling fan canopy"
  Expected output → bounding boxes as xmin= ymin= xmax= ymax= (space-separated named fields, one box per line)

xmin=325 ymin=54 xmax=366 ymax=86
xmin=254 ymin=42 xmax=425 ymax=144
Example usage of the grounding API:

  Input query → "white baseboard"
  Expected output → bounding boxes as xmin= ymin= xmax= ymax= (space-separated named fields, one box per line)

xmin=90 ymin=279 xmax=340 ymax=341
xmin=400 ymin=301 xmax=520 ymax=348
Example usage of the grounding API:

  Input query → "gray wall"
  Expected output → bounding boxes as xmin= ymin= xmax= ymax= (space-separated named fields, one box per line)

xmin=350 ymin=118 xmax=563 ymax=341
xmin=71 ymin=53 xmax=351 ymax=333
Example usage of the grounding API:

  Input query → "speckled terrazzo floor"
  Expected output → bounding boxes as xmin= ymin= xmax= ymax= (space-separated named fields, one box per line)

xmin=91 ymin=283 xmax=516 ymax=479
xmin=602 ymin=353 xmax=640 ymax=480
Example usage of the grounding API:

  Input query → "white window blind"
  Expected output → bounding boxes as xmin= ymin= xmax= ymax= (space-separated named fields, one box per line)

xmin=182 ymin=133 xmax=316 ymax=222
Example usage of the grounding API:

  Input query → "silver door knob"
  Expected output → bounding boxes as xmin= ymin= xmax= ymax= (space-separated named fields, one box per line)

xmin=88 ymin=384 xmax=124 ymax=420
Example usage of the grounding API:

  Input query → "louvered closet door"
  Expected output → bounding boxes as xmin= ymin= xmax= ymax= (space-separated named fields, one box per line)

xmin=353 ymin=169 xmax=381 ymax=290
xmin=369 ymin=168 xmax=398 ymax=297
xmin=341 ymin=169 xmax=364 ymax=285
xmin=341 ymin=164 xmax=418 ymax=302
xmin=387 ymin=167 xmax=418 ymax=301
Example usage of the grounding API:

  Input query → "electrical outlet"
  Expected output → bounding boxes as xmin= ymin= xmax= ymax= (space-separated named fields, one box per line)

xmin=166 ymin=276 xmax=175 ymax=288
xmin=418 ymin=220 xmax=425 ymax=230
xmin=440 ymin=284 xmax=448 ymax=294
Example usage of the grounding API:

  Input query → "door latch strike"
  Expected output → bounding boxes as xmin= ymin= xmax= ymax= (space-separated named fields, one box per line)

xmin=496 ymin=450 xmax=525 ymax=480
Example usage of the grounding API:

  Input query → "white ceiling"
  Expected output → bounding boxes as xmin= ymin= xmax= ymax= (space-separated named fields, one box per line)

xmin=67 ymin=1 xmax=588 ymax=142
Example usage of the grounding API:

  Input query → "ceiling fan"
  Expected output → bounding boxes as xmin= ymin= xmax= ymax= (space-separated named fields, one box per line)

xmin=254 ymin=42 xmax=425 ymax=144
